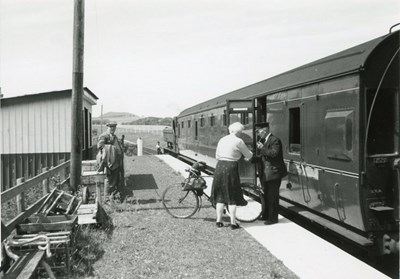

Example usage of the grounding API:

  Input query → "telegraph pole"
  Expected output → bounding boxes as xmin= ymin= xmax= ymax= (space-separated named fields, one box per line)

xmin=70 ymin=0 xmax=85 ymax=192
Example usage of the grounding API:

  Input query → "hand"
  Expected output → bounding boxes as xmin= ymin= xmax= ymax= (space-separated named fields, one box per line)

xmin=256 ymin=142 xmax=263 ymax=149
xmin=248 ymin=155 xmax=260 ymax=163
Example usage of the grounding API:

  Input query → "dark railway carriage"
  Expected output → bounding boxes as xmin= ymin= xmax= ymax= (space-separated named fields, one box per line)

xmin=170 ymin=30 xmax=399 ymax=259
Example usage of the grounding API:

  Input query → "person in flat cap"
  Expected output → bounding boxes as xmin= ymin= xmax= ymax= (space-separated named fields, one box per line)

xmin=106 ymin=121 xmax=118 ymax=127
xmin=97 ymin=121 xmax=126 ymax=202
xmin=255 ymin=122 xmax=287 ymax=225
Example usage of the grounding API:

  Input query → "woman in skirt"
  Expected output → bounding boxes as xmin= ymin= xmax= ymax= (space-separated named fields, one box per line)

xmin=210 ymin=122 xmax=253 ymax=229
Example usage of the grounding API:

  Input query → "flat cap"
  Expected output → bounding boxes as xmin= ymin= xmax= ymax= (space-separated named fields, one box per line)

xmin=106 ymin=121 xmax=118 ymax=127
xmin=255 ymin=122 xmax=269 ymax=128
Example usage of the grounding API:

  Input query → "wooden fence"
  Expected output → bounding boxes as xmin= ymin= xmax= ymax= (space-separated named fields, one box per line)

xmin=1 ymin=160 xmax=70 ymax=241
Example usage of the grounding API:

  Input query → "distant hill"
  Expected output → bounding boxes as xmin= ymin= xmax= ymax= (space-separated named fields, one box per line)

xmin=92 ymin=112 xmax=140 ymax=125
xmin=123 ymin=117 xmax=173 ymax=126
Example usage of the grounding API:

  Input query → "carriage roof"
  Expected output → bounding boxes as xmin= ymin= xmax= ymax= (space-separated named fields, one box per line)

xmin=179 ymin=31 xmax=398 ymax=117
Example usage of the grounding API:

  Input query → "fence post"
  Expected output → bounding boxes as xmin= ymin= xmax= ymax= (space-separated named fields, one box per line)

xmin=59 ymin=159 xmax=66 ymax=181
xmin=42 ymin=167 xmax=50 ymax=195
xmin=137 ymin=137 xmax=143 ymax=156
xmin=16 ymin=177 xmax=25 ymax=214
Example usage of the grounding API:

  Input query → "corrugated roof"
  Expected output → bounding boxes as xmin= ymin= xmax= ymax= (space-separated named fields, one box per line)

xmin=179 ymin=31 xmax=396 ymax=117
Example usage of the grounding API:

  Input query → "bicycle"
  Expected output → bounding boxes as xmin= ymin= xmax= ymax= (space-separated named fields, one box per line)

xmin=161 ymin=162 xmax=265 ymax=222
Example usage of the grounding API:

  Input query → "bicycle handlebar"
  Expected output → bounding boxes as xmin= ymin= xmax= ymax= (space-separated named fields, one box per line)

xmin=185 ymin=168 xmax=201 ymax=177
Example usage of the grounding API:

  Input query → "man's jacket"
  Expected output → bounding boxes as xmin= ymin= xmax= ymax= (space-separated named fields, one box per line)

xmin=97 ymin=132 xmax=124 ymax=172
xmin=259 ymin=134 xmax=288 ymax=182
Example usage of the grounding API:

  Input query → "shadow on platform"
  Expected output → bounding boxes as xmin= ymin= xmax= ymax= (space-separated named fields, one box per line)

xmin=125 ymin=174 xmax=159 ymax=190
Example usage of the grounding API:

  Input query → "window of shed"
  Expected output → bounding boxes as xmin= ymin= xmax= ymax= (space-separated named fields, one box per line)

xmin=188 ymin=120 xmax=191 ymax=128
xmin=289 ymin=107 xmax=301 ymax=153
xmin=200 ymin=115 xmax=205 ymax=127
xmin=181 ymin=121 xmax=184 ymax=129
xmin=324 ymin=109 xmax=354 ymax=161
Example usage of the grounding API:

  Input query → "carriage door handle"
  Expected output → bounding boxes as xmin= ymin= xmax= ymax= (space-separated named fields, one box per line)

xmin=334 ymin=182 xmax=346 ymax=222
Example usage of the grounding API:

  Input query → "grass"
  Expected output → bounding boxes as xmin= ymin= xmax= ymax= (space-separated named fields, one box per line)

xmin=70 ymin=155 xmax=298 ymax=279
xmin=3 ymin=130 xmax=298 ymax=278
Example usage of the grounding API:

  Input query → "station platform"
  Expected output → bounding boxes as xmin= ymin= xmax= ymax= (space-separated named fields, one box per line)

xmin=157 ymin=154 xmax=390 ymax=279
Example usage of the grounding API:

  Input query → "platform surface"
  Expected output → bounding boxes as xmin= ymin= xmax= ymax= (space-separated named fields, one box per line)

xmin=157 ymin=154 xmax=390 ymax=279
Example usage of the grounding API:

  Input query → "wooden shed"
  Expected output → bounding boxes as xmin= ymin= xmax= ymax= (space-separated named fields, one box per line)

xmin=0 ymin=87 xmax=98 ymax=190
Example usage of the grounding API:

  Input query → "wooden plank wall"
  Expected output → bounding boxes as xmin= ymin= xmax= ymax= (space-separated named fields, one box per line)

xmin=1 ymin=96 xmax=71 ymax=154
xmin=0 ymin=91 xmax=96 ymax=191
xmin=1 ymin=153 xmax=70 ymax=191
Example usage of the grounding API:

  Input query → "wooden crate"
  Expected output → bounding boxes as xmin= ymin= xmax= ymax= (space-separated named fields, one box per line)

xmin=81 ymin=167 xmax=107 ymax=204
xmin=81 ymin=171 xmax=106 ymax=185
xmin=36 ymin=188 xmax=81 ymax=216
xmin=8 ymin=231 xmax=74 ymax=276
xmin=77 ymin=202 xmax=109 ymax=226
xmin=82 ymin=160 xmax=98 ymax=172
xmin=17 ymin=215 xmax=78 ymax=234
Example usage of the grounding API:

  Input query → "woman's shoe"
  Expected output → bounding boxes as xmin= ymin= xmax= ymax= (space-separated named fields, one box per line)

xmin=216 ymin=222 xmax=224 ymax=228
xmin=230 ymin=223 xmax=240 ymax=230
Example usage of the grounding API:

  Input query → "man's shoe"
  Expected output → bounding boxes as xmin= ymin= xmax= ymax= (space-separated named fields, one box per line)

xmin=264 ymin=220 xmax=277 ymax=225
xmin=230 ymin=223 xmax=240 ymax=230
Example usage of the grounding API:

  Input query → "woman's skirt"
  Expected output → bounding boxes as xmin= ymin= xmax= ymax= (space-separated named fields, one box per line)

xmin=210 ymin=160 xmax=247 ymax=206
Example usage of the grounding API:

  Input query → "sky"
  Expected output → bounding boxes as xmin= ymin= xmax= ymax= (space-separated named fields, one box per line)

xmin=0 ymin=0 xmax=399 ymax=118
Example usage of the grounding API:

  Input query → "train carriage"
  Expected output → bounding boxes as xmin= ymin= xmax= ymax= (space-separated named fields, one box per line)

xmin=167 ymin=30 xmax=399 ymax=259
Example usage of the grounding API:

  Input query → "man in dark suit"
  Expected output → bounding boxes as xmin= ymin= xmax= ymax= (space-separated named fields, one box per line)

xmin=256 ymin=122 xmax=287 ymax=225
xmin=97 ymin=121 xmax=125 ymax=202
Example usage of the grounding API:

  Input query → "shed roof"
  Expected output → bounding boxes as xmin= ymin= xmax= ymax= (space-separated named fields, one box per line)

xmin=179 ymin=31 xmax=397 ymax=117
xmin=1 ymin=87 xmax=98 ymax=106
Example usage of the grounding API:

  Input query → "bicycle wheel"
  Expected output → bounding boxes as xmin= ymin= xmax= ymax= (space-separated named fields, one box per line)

xmin=162 ymin=183 xmax=199 ymax=218
xmin=235 ymin=184 xmax=264 ymax=223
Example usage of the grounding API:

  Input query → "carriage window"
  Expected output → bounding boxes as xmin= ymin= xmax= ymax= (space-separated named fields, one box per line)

xmin=195 ymin=121 xmax=198 ymax=140
xmin=324 ymin=109 xmax=354 ymax=161
xmin=228 ymin=112 xmax=250 ymax=125
xmin=210 ymin=114 xmax=215 ymax=127
xmin=223 ymin=110 xmax=227 ymax=126
xmin=289 ymin=107 xmax=301 ymax=153
xmin=181 ymin=121 xmax=184 ymax=129
xmin=200 ymin=115 xmax=205 ymax=127
xmin=188 ymin=120 xmax=191 ymax=128
xmin=241 ymin=113 xmax=249 ymax=124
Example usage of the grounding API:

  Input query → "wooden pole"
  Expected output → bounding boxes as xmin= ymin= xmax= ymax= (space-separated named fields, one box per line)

xmin=42 ymin=167 xmax=50 ymax=195
xmin=100 ymin=103 xmax=103 ymax=134
xmin=70 ymin=0 xmax=85 ymax=193
xmin=16 ymin=177 xmax=25 ymax=214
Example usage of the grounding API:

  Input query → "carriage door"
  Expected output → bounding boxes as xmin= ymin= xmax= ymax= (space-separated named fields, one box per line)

xmin=226 ymin=99 xmax=256 ymax=185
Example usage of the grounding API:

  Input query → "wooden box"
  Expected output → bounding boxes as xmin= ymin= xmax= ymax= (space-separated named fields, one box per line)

xmin=17 ymin=215 xmax=78 ymax=234
xmin=36 ymin=188 xmax=81 ymax=216
xmin=81 ymin=171 xmax=106 ymax=185
xmin=82 ymin=160 xmax=98 ymax=172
